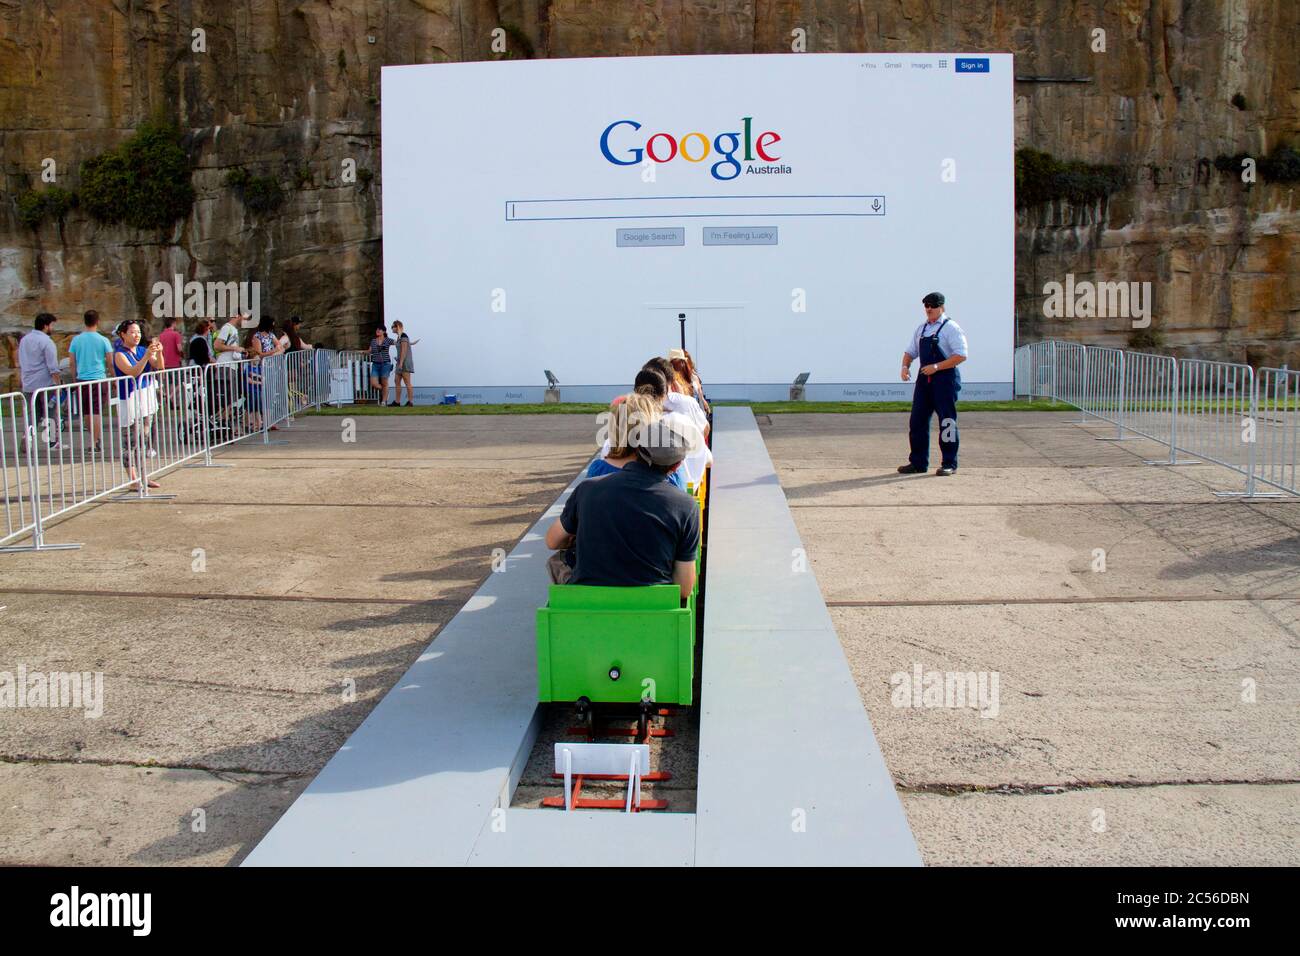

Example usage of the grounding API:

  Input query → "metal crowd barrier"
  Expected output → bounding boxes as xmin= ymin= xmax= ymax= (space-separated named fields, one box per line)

xmin=1015 ymin=340 xmax=1297 ymax=498
xmin=139 ymin=365 xmax=209 ymax=480
xmin=1 ymin=391 xmax=41 ymax=551
xmin=1081 ymin=346 xmax=1125 ymax=437
xmin=1255 ymin=367 xmax=1298 ymax=495
xmin=14 ymin=378 xmax=142 ymax=551
xmin=1054 ymin=341 xmax=1088 ymax=413
xmin=204 ymin=359 xmax=265 ymax=458
xmin=284 ymin=349 xmax=324 ymax=417
xmin=260 ymin=353 xmax=292 ymax=439
xmin=1014 ymin=340 xmax=1057 ymax=399
xmin=338 ymin=349 xmax=383 ymax=404
xmin=1172 ymin=359 xmax=1256 ymax=487
xmin=1 ymin=346 xmax=345 ymax=551
xmin=1122 ymin=350 xmax=1178 ymax=450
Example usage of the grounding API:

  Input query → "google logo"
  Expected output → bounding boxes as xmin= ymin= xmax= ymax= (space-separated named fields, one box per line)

xmin=599 ymin=118 xmax=782 ymax=181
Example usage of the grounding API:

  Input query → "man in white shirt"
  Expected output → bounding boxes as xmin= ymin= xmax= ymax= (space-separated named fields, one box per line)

xmin=214 ymin=314 xmax=247 ymax=363
xmin=211 ymin=313 xmax=248 ymax=428
xmin=898 ymin=292 xmax=968 ymax=476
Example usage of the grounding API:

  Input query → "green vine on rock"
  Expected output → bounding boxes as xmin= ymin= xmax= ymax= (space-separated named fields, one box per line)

xmin=226 ymin=167 xmax=285 ymax=214
xmin=79 ymin=121 xmax=195 ymax=230
xmin=16 ymin=186 xmax=76 ymax=229
xmin=1213 ymin=144 xmax=1300 ymax=183
xmin=1015 ymin=148 xmax=1128 ymax=209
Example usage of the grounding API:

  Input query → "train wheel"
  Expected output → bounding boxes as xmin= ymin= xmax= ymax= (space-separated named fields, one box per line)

xmin=575 ymin=697 xmax=594 ymax=740
xmin=637 ymin=700 xmax=652 ymax=742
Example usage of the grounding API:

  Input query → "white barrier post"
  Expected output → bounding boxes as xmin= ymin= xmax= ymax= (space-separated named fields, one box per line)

xmin=1115 ymin=350 xmax=1126 ymax=440
xmin=1245 ymin=368 xmax=1258 ymax=498
xmin=1080 ymin=344 xmax=1089 ymax=422
xmin=1168 ymin=358 xmax=1179 ymax=464
xmin=1050 ymin=340 xmax=1058 ymax=403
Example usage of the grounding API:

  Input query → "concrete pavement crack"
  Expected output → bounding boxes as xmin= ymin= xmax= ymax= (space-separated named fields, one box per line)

xmin=0 ymin=754 xmax=312 ymax=779
xmin=896 ymin=777 xmax=1300 ymax=795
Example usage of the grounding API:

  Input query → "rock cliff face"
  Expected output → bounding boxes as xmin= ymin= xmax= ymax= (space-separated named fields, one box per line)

xmin=2 ymin=0 xmax=1297 ymax=389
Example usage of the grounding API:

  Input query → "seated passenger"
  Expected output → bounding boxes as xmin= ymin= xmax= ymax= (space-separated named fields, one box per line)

xmin=669 ymin=347 xmax=709 ymax=414
xmin=643 ymin=356 xmax=712 ymax=487
xmin=592 ymin=370 xmax=688 ymax=490
xmin=588 ymin=392 xmax=662 ymax=479
xmin=545 ymin=415 xmax=702 ymax=602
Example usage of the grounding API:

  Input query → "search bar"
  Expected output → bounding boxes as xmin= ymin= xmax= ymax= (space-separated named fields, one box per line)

xmin=504 ymin=194 xmax=885 ymax=221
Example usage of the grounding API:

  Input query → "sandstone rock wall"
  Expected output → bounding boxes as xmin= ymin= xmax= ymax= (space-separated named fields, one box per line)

xmin=1 ymin=0 xmax=1296 ymax=390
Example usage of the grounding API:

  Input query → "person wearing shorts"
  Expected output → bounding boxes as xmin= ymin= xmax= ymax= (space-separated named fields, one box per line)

xmin=69 ymin=310 xmax=114 ymax=454
xmin=243 ymin=355 xmax=263 ymax=429
xmin=369 ymin=324 xmax=395 ymax=404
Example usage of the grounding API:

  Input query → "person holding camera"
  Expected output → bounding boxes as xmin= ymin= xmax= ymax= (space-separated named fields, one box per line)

xmin=112 ymin=320 xmax=165 ymax=488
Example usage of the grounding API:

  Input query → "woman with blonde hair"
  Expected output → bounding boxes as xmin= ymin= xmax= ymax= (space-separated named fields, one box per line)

xmin=590 ymin=388 xmax=690 ymax=490
xmin=589 ymin=392 xmax=661 ymax=477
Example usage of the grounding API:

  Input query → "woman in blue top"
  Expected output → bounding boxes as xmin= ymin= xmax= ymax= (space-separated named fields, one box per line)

xmin=112 ymin=320 xmax=164 ymax=488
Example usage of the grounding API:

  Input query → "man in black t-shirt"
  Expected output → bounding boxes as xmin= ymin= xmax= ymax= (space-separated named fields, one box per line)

xmin=544 ymin=414 xmax=701 ymax=602
xmin=186 ymin=319 xmax=227 ymax=427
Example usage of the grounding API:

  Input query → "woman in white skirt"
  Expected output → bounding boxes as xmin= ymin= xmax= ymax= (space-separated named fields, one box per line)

xmin=112 ymin=320 xmax=165 ymax=489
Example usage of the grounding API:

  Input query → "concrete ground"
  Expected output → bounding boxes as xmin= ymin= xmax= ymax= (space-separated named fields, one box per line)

xmin=761 ymin=411 xmax=1300 ymax=865
xmin=2 ymin=408 xmax=1295 ymax=866
xmin=0 ymin=413 xmax=597 ymax=865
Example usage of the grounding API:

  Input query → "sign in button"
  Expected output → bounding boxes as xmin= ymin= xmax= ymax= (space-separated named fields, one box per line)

xmin=615 ymin=227 xmax=685 ymax=247
xmin=703 ymin=226 xmax=778 ymax=246
xmin=955 ymin=57 xmax=990 ymax=73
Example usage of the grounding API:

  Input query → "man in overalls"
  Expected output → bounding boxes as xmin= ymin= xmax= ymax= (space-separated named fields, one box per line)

xmin=898 ymin=292 xmax=968 ymax=476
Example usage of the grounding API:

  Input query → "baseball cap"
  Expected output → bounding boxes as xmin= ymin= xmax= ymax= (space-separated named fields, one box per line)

xmin=631 ymin=412 xmax=703 ymax=468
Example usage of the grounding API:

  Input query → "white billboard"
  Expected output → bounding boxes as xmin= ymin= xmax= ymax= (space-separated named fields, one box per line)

xmin=381 ymin=53 xmax=1013 ymax=402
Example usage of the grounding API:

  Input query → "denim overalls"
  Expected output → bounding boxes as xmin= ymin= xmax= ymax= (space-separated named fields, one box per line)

xmin=908 ymin=318 xmax=960 ymax=471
